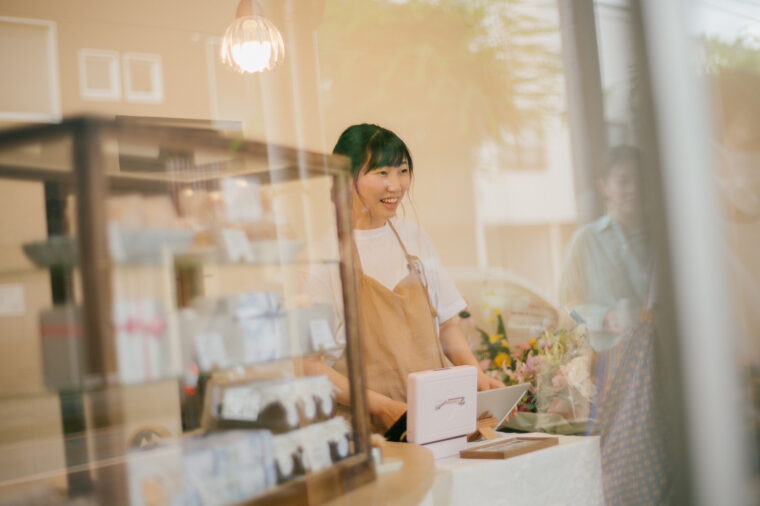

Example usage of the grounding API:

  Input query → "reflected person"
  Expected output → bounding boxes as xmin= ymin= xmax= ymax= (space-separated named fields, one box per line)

xmin=559 ymin=146 xmax=650 ymax=351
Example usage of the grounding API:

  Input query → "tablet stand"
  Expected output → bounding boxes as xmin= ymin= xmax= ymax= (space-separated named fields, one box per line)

xmin=467 ymin=416 xmax=500 ymax=442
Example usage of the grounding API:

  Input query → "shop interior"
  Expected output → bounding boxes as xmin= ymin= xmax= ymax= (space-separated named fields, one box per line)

xmin=0 ymin=0 xmax=758 ymax=504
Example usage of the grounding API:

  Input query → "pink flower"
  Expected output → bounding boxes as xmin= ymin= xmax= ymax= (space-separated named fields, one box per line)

xmin=519 ymin=342 xmax=532 ymax=351
xmin=514 ymin=361 xmax=526 ymax=383
xmin=479 ymin=359 xmax=492 ymax=372
xmin=525 ymin=355 xmax=543 ymax=373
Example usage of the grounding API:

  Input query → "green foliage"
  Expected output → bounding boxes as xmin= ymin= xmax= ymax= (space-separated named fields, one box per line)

xmin=318 ymin=0 xmax=562 ymax=158
xmin=700 ymin=34 xmax=760 ymax=74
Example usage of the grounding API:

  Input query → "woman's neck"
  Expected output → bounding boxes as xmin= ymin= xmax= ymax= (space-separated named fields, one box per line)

xmin=354 ymin=214 xmax=389 ymax=230
xmin=352 ymin=198 xmax=390 ymax=229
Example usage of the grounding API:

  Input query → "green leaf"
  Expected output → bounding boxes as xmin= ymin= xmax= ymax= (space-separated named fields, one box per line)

xmin=497 ymin=313 xmax=507 ymax=339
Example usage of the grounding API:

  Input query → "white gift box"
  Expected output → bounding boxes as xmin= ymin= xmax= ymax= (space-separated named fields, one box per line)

xmin=113 ymin=298 xmax=171 ymax=384
xmin=188 ymin=292 xmax=287 ymax=369
xmin=407 ymin=366 xmax=477 ymax=458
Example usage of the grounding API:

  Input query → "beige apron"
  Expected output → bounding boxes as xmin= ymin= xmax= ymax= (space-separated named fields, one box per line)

xmin=335 ymin=220 xmax=446 ymax=432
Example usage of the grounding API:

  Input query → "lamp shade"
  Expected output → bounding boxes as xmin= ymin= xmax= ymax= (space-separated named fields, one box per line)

xmin=220 ymin=2 xmax=285 ymax=74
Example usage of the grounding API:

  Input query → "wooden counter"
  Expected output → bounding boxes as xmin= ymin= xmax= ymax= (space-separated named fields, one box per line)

xmin=322 ymin=441 xmax=434 ymax=506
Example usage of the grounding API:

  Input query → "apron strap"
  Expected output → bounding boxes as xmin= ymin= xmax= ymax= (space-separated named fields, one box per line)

xmin=387 ymin=220 xmax=439 ymax=319
xmin=351 ymin=218 xmax=448 ymax=378
xmin=386 ymin=219 xmax=446 ymax=367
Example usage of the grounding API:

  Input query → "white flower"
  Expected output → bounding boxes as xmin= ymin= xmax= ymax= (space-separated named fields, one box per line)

xmin=560 ymin=356 xmax=596 ymax=400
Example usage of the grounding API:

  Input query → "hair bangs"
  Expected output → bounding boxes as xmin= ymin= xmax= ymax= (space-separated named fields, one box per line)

xmin=365 ymin=130 xmax=413 ymax=173
xmin=332 ymin=123 xmax=413 ymax=178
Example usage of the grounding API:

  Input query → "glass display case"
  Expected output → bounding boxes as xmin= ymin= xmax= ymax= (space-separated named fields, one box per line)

xmin=0 ymin=116 xmax=373 ymax=505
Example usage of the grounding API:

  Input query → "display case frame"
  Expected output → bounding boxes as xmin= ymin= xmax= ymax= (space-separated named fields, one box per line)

xmin=0 ymin=115 xmax=374 ymax=505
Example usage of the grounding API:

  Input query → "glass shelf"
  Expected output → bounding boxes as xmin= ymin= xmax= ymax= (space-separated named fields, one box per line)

xmin=0 ymin=116 xmax=372 ymax=506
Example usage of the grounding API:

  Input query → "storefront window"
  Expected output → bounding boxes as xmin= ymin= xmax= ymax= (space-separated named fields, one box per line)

xmin=695 ymin=0 xmax=760 ymax=500
xmin=0 ymin=0 xmax=758 ymax=504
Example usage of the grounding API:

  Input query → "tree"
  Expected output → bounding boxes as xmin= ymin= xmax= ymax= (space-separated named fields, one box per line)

xmin=317 ymin=0 xmax=562 ymax=170
xmin=700 ymin=34 xmax=760 ymax=74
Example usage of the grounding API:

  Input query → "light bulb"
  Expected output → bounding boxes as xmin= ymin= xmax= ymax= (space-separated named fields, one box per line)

xmin=231 ymin=40 xmax=272 ymax=73
xmin=221 ymin=15 xmax=285 ymax=74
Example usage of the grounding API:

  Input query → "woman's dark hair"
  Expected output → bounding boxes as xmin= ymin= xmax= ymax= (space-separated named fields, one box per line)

xmin=332 ymin=123 xmax=413 ymax=179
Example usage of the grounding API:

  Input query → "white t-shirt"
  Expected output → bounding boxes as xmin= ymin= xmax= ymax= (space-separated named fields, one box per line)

xmin=305 ymin=217 xmax=466 ymax=359
xmin=352 ymin=218 xmax=465 ymax=324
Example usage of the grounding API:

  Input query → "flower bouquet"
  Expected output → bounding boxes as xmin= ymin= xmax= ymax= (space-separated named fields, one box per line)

xmin=533 ymin=325 xmax=596 ymax=423
xmin=462 ymin=308 xmax=596 ymax=435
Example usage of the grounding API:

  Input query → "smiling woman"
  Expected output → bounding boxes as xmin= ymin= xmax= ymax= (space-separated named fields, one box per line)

xmin=332 ymin=124 xmax=414 ymax=231
xmin=304 ymin=123 xmax=505 ymax=435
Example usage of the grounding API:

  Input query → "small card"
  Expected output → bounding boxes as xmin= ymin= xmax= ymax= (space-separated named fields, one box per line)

xmin=309 ymin=319 xmax=336 ymax=352
xmin=240 ymin=318 xmax=281 ymax=363
xmin=221 ymin=228 xmax=254 ymax=263
xmin=194 ymin=332 xmax=228 ymax=371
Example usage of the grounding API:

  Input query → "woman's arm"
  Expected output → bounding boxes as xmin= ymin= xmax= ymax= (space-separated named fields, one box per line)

xmin=438 ymin=316 xmax=505 ymax=390
xmin=300 ymin=358 xmax=406 ymax=430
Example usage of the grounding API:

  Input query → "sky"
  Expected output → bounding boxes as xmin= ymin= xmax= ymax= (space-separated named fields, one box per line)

xmin=694 ymin=0 xmax=760 ymax=41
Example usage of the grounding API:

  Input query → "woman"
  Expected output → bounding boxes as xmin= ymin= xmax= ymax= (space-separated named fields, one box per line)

xmin=307 ymin=123 xmax=503 ymax=432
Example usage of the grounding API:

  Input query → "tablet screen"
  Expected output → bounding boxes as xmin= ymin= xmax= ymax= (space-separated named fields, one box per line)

xmin=476 ymin=383 xmax=531 ymax=427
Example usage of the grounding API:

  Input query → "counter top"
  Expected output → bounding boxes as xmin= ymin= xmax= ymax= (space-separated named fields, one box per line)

xmin=322 ymin=441 xmax=435 ymax=506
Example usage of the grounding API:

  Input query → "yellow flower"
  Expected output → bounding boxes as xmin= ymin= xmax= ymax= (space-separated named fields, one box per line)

xmin=500 ymin=339 xmax=509 ymax=348
xmin=488 ymin=334 xmax=500 ymax=343
xmin=493 ymin=308 xmax=501 ymax=316
xmin=488 ymin=317 xmax=495 ymax=324
xmin=529 ymin=337 xmax=537 ymax=348
xmin=494 ymin=352 xmax=510 ymax=368
xmin=482 ymin=302 xmax=490 ymax=309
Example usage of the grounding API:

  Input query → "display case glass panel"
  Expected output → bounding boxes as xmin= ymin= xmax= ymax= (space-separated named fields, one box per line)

xmin=0 ymin=117 xmax=372 ymax=505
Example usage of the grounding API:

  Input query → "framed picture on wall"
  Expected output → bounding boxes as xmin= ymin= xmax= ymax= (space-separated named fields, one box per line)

xmin=0 ymin=16 xmax=61 ymax=122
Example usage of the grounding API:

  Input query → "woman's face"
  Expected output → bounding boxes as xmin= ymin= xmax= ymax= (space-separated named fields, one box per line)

xmin=353 ymin=161 xmax=411 ymax=229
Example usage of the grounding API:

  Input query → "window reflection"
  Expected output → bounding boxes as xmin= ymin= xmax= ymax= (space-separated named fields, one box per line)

xmin=697 ymin=3 xmax=760 ymax=487
xmin=559 ymin=146 xmax=649 ymax=351
xmin=709 ymin=68 xmax=760 ymax=483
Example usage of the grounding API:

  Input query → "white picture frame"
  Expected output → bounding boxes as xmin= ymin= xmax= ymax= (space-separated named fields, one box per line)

xmin=78 ymin=48 xmax=121 ymax=101
xmin=122 ymin=52 xmax=164 ymax=104
xmin=0 ymin=16 xmax=61 ymax=122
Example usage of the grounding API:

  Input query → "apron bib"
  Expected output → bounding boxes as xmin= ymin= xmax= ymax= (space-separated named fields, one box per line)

xmin=335 ymin=220 xmax=446 ymax=432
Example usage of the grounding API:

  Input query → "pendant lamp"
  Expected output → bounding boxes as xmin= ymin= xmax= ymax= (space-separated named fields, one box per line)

xmin=221 ymin=0 xmax=285 ymax=73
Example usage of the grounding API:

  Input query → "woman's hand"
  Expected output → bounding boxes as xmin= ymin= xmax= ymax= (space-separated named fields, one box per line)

xmin=504 ymin=406 xmax=519 ymax=423
xmin=477 ymin=371 xmax=505 ymax=391
xmin=375 ymin=396 xmax=407 ymax=430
